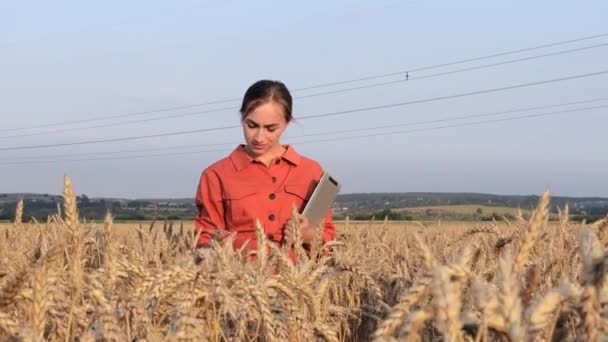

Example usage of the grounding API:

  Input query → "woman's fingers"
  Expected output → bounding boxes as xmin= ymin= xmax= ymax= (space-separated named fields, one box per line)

xmin=212 ymin=229 xmax=232 ymax=241
xmin=299 ymin=216 xmax=311 ymax=229
xmin=194 ymin=246 xmax=211 ymax=264
xmin=284 ymin=216 xmax=316 ymax=243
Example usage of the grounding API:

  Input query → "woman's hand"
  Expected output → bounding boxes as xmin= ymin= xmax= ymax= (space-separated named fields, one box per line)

xmin=194 ymin=229 xmax=232 ymax=264
xmin=211 ymin=229 xmax=233 ymax=243
xmin=285 ymin=215 xmax=316 ymax=244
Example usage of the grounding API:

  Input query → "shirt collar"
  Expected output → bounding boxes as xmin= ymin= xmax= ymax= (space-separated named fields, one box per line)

xmin=229 ymin=144 xmax=301 ymax=172
xmin=282 ymin=145 xmax=302 ymax=166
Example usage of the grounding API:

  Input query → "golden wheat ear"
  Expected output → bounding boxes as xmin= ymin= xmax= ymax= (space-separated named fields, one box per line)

xmin=514 ymin=189 xmax=550 ymax=273
xmin=31 ymin=263 xmax=47 ymax=339
xmin=14 ymin=197 xmax=23 ymax=228
xmin=62 ymin=175 xmax=79 ymax=233
xmin=104 ymin=210 xmax=113 ymax=227
xmin=255 ymin=218 xmax=269 ymax=270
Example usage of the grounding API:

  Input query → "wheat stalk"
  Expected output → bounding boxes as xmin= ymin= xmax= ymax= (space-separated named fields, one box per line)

xmin=31 ymin=263 xmax=48 ymax=339
xmin=373 ymin=275 xmax=431 ymax=339
xmin=255 ymin=218 xmax=269 ymax=270
xmin=247 ymin=284 xmax=277 ymax=341
xmin=313 ymin=321 xmax=339 ymax=342
xmin=286 ymin=204 xmax=307 ymax=261
xmin=411 ymin=233 xmax=434 ymax=270
xmin=514 ymin=190 xmax=549 ymax=273
xmin=0 ymin=312 xmax=18 ymax=337
xmin=497 ymin=249 xmax=525 ymax=341
xmin=0 ymin=269 xmax=29 ymax=309
xmin=559 ymin=203 xmax=570 ymax=225
xmin=14 ymin=198 xmax=23 ymax=228
xmin=431 ymin=265 xmax=463 ymax=341
xmin=170 ymin=309 xmax=205 ymax=341
xmin=90 ymin=289 xmax=125 ymax=341
xmin=3 ymin=181 xmax=608 ymax=341
xmin=401 ymin=309 xmax=432 ymax=342
xmin=104 ymin=210 xmax=113 ymax=233
xmin=528 ymin=289 xmax=563 ymax=338
xmin=581 ymin=285 xmax=600 ymax=342
xmin=62 ymin=175 xmax=79 ymax=235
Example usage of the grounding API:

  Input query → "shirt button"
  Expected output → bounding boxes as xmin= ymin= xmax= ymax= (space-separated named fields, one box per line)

xmin=269 ymin=193 xmax=276 ymax=200
xmin=271 ymin=176 xmax=277 ymax=183
xmin=268 ymin=214 xmax=275 ymax=221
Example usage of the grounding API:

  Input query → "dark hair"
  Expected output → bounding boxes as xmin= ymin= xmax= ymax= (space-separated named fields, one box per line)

xmin=240 ymin=80 xmax=293 ymax=123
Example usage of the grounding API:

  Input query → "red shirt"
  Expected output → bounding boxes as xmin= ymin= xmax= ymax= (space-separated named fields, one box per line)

xmin=194 ymin=145 xmax=335 ymax=251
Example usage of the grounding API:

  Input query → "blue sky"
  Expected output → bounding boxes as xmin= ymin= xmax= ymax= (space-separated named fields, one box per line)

xmin=1 ymin=1 xmax=607 ymax=198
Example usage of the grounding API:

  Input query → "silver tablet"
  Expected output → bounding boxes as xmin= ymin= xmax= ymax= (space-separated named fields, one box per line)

xmin=302 ymin=172 xmax=341 ymax=227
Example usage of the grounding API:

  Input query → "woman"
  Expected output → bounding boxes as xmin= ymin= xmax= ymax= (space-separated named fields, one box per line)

xmin=194 ymin=80 xmax=335 ymax=258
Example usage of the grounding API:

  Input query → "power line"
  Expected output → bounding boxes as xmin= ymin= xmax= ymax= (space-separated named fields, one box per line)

xmin=294 ymin=104 xmax=608 ymax=145
xmin=296 ymin=97 xmax=608 ymax=138
xmin=0 ymin=148 xmax=229 ymax=165
xmin=7 ymin=142 xmax=236 ymax=160
xmin=0 ymin=124 xmax=240 ymax=152
xmin=293 ymin=43 xmax=608 ymax=100
xmin=3 ymin=42 xmax=606 ymax=140
xmin=0 ymin=106 xmax=237 ymax=140
xmin=0 ymin=98 xmax=241 ymax=134
xmin=1 ymin=69 xmax=606 ymax=152
xmin=2 ymin=104 xmax=604 ymax=166
xmin=297 ymin=69 xmax=608 ymax=121
xmin=9 ymin=97 xmax=605 ymax=161
xmin=291 ymin=32 xmax=608 ymax=91
xmin=2 ymin=32 xmax=606 ymax=134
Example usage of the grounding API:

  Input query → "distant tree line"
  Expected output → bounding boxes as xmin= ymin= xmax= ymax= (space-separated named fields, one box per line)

xmin=1 ymin=192 xmax=607 ymax=223
xmin=0 ymin=195 xmax=197 ymax=222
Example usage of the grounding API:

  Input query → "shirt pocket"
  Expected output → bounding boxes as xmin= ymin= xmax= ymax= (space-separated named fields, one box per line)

xmin=284 ymin=183 xmax=312 ymax=212
xmin=222 ymin=185 xmax=258 ymax=230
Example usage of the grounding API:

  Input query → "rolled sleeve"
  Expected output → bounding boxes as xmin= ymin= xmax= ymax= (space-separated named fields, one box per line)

xmin=322 ymin=209 xmax=335 ymax=242
xmin=194 ymin=169 xmax=225 ymax=247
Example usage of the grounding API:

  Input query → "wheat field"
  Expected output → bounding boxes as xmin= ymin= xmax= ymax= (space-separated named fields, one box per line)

xmin=1 ymin=176 xmax=608 ymax=341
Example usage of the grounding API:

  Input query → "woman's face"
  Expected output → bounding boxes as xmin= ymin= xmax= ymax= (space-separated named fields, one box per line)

xmin=242 ymin=101 xmax=288 ymax=158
